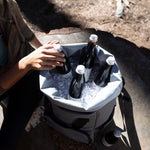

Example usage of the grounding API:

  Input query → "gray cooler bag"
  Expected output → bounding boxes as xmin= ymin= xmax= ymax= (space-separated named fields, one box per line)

xmin=40 ymin=43 xmax=123 ymax=144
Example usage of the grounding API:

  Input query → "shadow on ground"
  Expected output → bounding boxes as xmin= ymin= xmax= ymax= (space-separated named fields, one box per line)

xmin=16 ymin=0 xmax=80 ymax=33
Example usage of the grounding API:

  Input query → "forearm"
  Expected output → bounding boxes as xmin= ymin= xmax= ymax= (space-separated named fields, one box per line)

xmin=0 ymin=58 xmax=30 ymax=95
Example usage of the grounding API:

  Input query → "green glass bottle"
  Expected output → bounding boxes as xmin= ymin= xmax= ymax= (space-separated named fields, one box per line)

xmin=68 ymin=65 xmax=85 ymax=101
xmin=93 ymin=56 xmax=115 ymax=87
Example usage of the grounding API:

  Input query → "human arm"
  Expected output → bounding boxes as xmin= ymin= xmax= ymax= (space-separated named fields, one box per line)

xmin=0 ymin=42 xmax=65 ymax=95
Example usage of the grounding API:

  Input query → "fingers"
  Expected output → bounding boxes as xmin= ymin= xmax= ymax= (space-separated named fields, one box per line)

xmin=40 ymin=51 xmax=65 ymax=62
xmin=40 ymin=60 xmax=63 ymax=67
xmin=47 ymin=40 xmax=59 ymax=45
xmin=41 ymin=45 xmax=65 ymax=59
xmin=42 ymin=45 xmax=65 ymax=58
xmin=43 ymin=41 xmax=59 ymax=49
xmin=43 ymin=50 xmax=65 ymax=58
xmin=40 ymin=65 xmax=56 ymax=71
xmin=31 ymin=41 xmax=66 ymax=71
xmin=36 ymin=60 xmax=63 ymax=71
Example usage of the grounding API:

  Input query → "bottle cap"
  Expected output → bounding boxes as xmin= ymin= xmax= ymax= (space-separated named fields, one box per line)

xmin=89 ymin=34 xmax=98 ymax=43
xmin=76 ymin=65 xmax=85 ymax=75
xmin=113 ymin=130 xmax=121 ymax=138
xmin=106 ymin=56 xmax=115 ymax=66
xmin=54 ymin=44 xmax=63 ymax=52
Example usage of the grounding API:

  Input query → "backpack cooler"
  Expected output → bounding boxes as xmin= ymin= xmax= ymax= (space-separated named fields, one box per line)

xmin=39 ymin=43 xmax=123 ymax=144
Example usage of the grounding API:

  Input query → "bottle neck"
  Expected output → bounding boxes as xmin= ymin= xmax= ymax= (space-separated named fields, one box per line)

xmin=75 ymin=72 xmax=84 ymax=81
xmin=86 ymin=40 xmax=96 ymax=54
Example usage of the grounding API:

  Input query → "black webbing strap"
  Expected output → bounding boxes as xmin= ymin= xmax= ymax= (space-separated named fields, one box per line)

xmin=118 ymin=87 xmax=131 ymax=149
xmin=118 ymin=77 xmax=141 ymax=150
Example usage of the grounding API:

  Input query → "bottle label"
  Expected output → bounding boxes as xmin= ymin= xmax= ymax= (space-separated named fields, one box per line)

xmin=85 ymin=68 xmax=92 ymax=82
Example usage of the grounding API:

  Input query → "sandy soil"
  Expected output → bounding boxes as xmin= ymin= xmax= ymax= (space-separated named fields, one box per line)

xmin=16 ymin=0 xmax=150 ymax=49
xmin=50 ymin=0 xmax=150 ymax=49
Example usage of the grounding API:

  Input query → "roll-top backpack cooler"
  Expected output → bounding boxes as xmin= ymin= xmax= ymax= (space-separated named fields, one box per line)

xmin=39 ymin=43 xmax=123 ymax=144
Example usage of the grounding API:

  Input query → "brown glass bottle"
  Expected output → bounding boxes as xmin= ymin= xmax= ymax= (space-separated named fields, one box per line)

xmin=79 ymin=34 xmax=98 ymax=82
xmin=54 ymin=44 xmax=72 ymax=78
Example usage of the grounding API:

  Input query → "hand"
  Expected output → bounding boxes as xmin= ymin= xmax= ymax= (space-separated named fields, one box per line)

xmin=20 ymin=41 xmax=66 ymax=71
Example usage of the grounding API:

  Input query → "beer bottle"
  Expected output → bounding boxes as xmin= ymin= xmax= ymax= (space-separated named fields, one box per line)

xmin=79 ymin=34 xmax=98 ymax=82
xmin=54 ymin=44 xmax=72 ymax=78
xmin=102 ymin=130 xmax=121 ymax=147
xmin=68 ymin=65 xmax=85 ymax=101
xmin=93 ymin=56 xmax=115 ymax=87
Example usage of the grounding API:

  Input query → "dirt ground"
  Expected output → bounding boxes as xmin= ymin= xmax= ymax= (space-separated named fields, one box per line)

xmin=16 ymin=0 xmax=150 ymax=49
